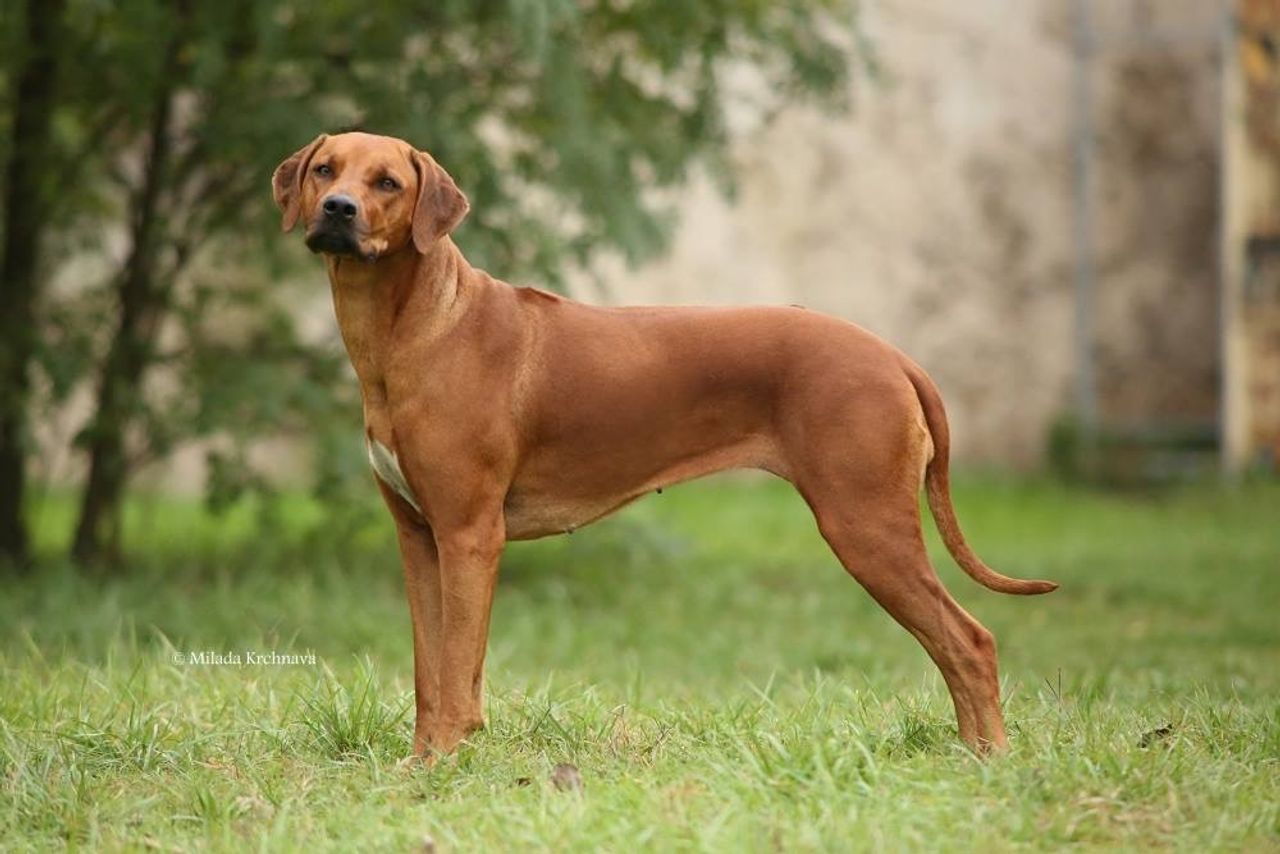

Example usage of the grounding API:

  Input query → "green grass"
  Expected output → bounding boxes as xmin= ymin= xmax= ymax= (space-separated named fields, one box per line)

xmin=2 ymin=476 xmax=1278 ymax=850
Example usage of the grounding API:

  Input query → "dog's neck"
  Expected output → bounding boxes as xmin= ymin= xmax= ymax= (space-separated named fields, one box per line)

xmin=325 ymin=238 xmax=466 ymax=402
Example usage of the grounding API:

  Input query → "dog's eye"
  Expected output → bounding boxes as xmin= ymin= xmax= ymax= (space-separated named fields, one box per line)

xmin=313 ymin=163 xmax=333 ymax=177
xmin=378 ymin=177 xmax=400 ymax=192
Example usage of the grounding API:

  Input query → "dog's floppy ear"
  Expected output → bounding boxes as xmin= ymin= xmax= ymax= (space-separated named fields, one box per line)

xmin=411 ymin=150 xmax=469 ymax=252
xmin=271 ymin=134 xmax=327 ymax=233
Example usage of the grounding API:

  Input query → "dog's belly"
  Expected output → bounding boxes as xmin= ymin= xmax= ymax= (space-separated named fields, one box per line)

xmin=502 ymin=433 xmax=781 ymax=540
xmin=502 ymin=493 xmax=642 ymax=540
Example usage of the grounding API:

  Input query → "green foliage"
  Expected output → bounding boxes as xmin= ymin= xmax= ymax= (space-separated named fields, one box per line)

xmin=4 ymin=0 xmax=865 ymax=531
xmin=1 ymin=477 xmax=1278 ymax=848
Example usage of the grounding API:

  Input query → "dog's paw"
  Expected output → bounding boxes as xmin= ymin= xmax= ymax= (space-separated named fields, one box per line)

xmin=396 ymin=751 xmax=438 ymax=772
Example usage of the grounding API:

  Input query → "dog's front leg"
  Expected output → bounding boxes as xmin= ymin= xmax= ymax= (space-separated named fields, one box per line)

xmin=377 ymin=483 xmax=444 ymax=759
xmin=426 ymin=510 xmax=505 ymax=755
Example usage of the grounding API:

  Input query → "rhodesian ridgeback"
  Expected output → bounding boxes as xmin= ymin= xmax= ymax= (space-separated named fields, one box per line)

xmin=272 ymin=131 xmax=1057 ymax=757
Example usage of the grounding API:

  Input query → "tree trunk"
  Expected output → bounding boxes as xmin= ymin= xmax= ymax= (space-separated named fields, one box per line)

xmin=71 ymin=7 xmax=188 ymax=567
xmin=0 ymin=0 xmax=67 ymax=570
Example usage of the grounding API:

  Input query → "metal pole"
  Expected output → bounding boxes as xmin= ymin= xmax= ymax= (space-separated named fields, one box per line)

xmin=1217 ymin=1 xmax=1230 ymax=474
xmin=1218 ymin=0 xmax=1246 ymax=475
xmin=1072 ymin=0 xmax=1099 ymax=464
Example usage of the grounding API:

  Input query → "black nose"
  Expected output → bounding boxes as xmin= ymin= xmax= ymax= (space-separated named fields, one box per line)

xmin=321 ymin=194 xmax=358 ymax=221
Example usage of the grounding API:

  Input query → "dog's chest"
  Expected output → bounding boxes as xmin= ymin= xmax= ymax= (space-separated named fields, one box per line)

xmin=366 ymin=438 xmax=421 ymax=513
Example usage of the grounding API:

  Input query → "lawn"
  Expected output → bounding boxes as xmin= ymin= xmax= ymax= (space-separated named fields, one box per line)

xmin=1 ymin=476 xmax=1278 ymax=850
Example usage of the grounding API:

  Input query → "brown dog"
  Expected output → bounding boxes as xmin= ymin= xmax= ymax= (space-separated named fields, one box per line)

xmin=272 ymin=131 xmax=1057 ymax=757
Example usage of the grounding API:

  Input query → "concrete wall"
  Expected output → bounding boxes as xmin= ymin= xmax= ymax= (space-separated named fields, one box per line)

xmin=580 ymin=0 xmax=1224 ymax=464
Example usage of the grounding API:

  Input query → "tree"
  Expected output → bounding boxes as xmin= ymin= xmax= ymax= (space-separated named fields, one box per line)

xmin=3 ymin=0 xmax=862 ymax=566
xmin=0 ymin=0 xmax=68 ymax=569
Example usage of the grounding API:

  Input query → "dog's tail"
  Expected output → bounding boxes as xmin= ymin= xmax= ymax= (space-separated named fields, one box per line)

xmin=903 ymin=359 xmax=1059 ymax=596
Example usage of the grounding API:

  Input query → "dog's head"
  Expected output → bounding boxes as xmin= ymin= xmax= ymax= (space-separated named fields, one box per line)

xmin=272 ymin=132 xmax=469 ymax=262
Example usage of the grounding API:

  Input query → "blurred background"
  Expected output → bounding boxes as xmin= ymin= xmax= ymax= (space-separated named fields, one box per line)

xmin=0 ymin=0 xmax=1276 ymax=571
xmin=3 ymin=3 xmax=1279 ymax=847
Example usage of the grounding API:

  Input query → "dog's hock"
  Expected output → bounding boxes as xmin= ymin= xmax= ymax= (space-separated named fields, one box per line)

xmin=367 ymin=438 xmax=422 ymax=514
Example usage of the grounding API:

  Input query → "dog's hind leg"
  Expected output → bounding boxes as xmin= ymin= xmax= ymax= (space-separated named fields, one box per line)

xmin=787 ymin=399 xmax=1008 ymax=751
xmin=807 ymin=489 xmax=1008 ymax=751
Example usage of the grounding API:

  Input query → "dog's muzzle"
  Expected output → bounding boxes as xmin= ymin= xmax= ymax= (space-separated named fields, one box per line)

xmin=305 ymin=192 xmax=364 ymax=256
xmin=305 ymin=226 xmax=362 ymax=256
